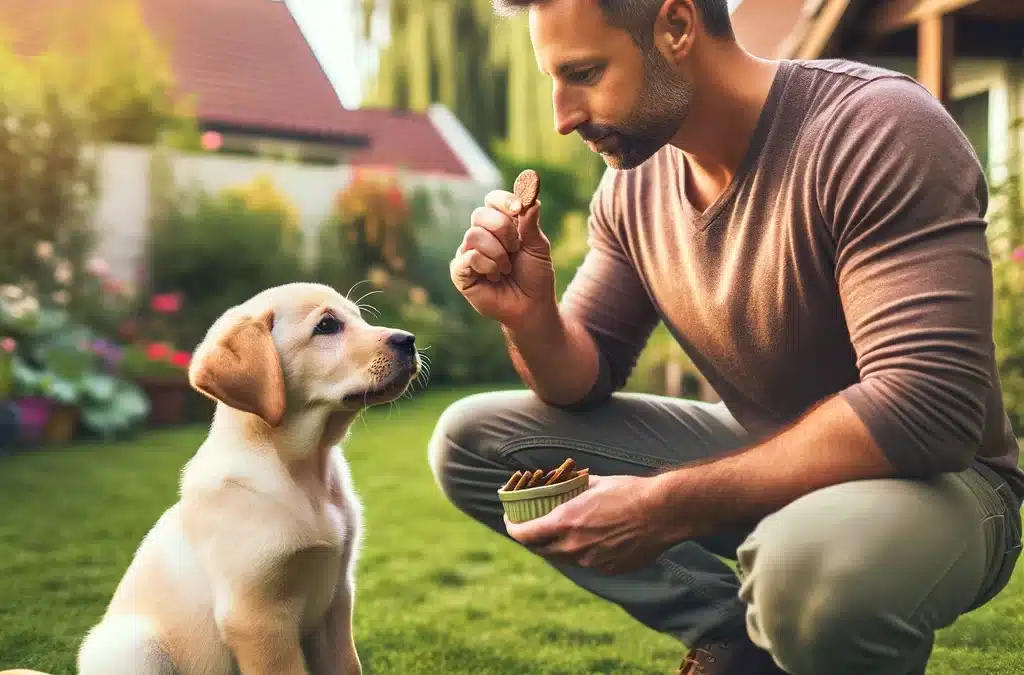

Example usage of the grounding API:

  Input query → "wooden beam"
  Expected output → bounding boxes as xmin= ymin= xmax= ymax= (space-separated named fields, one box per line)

xmin=792 ymin=0 xmax=854 ymax=60
xmin=868 ymin=0 xmax=979 ymax=36
xmin=917 ymin=13 xmax=955 ymax=105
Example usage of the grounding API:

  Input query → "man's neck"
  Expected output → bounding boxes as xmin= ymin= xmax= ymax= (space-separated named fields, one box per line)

xmin=669 ymin=45 xmax=780 ymax=207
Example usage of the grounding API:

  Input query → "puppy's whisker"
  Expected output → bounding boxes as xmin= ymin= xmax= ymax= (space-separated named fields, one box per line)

xmin=345 ymin=279 xmax=371 ymax=301
xmin=357 ymin=303 xmax=380 ymax=319
xmin=352 ymin=290 xmax=382 ymax=308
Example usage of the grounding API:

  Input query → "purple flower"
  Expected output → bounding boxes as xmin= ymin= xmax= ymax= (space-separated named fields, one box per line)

xmin=90 ymin=339 xmax=124 ymax=369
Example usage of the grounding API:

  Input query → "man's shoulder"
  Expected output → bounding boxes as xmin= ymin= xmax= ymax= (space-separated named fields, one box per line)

xmin=788 ymin=58 xmax=951 ymax=137
xmin=789 ymin=57 xmax=915 ymax=87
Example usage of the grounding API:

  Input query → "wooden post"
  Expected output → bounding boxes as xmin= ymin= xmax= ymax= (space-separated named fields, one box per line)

xmin=665 ymin=359 xmax=683 ymax=398
xmin=918 ymin=12 xmax=955 ymax=105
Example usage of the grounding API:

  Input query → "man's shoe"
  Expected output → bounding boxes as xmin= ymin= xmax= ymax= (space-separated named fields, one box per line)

xmin=676 ymin=636 xmax=787 ymax=675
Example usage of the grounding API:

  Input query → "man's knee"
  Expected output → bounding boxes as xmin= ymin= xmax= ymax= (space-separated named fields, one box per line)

xmin=429 ymin=392 xmax=510 ymax=479
xmin=735 ymin=481 xmax=950 ymax=675
xmin=427 ymin=390 xmax=543 ymax=508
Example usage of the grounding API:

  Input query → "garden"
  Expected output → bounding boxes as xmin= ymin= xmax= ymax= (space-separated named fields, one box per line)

xmin=2 ymin=8 xmax=1024 ymax=675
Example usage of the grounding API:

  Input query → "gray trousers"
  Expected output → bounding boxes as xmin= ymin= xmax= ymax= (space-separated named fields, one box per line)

xmin=426 ymin=390 xmax=1023 ymax=675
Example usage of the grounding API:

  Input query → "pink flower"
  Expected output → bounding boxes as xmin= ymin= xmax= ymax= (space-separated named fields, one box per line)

xmin=201 ymin=131 xmax=222 ymax=152
xmin=1012 ymin=246 xmax=1024 ymax=263
xmin=146 ymin=342 xmax=172 ymax=361
xmin=1 ymin=337 xmax=15 ymax=353
xmin=171 ymin=351 xmax=191 ymax=369
xmin=86 ymin=256 xmax=110 ymax=278
xmin=151 ymin=292 xmax=183 ymax=313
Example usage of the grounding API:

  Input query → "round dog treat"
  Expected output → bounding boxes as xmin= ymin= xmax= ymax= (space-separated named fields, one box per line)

xmin=513 ymin=169 xmax=540 ymax=208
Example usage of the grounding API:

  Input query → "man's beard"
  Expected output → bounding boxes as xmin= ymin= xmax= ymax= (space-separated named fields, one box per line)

xmin=578 ymin=48 xmax=693 ymax=170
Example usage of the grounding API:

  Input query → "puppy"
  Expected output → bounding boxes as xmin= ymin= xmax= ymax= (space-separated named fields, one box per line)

xmin=1 ymin=282 xmax=421 ymax=675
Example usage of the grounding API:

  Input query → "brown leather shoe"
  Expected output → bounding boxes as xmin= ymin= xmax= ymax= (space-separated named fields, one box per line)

xmin=676 ymin=636 xmax=788 ymax=675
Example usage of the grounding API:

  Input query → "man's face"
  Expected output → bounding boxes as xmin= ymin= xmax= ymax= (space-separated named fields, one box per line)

xmin=530 ymin=0 xmax=694 ymax=170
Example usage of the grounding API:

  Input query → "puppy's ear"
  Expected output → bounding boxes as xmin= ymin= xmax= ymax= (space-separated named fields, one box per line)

xmin=189 ymin=309 xmax=286 ymax=427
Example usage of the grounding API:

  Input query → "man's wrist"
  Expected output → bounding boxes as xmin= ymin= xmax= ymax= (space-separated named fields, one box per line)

xmin=638 ymin=473 xmax=696 ymax=544
xmin=502 ymin=300 xmax=562 ymax=343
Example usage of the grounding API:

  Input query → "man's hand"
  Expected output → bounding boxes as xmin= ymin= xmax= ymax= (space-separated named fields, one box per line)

xmin=503 ymin=474 xmax=675 ymax=575
xmin=450 ymin=189 xmax=557 ymax=330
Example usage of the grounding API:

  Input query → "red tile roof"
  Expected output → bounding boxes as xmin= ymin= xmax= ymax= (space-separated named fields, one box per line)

xmin=0 ymin=0 xmax=472 ymax=178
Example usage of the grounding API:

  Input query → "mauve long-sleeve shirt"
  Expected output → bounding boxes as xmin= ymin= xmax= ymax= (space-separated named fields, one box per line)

xmin=560 ymin=58 xmax=1024 ymax=497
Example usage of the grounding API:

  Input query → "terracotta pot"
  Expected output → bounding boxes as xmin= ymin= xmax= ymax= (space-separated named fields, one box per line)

xmin=44 ymin=402 xmax=80 ymax=445
xmin=138 ymin=377 xmax=189 ymax=427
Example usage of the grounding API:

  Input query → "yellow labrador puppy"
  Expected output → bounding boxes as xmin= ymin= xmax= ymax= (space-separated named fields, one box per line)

xmin=2 ymin=282 xmax=421 ymax=675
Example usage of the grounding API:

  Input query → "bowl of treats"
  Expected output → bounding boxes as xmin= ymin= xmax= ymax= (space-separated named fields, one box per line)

xmin=497 ymin=457 xmax=590 ymax=523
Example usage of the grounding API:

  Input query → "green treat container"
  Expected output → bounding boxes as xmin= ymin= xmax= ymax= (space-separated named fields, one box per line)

xmin=498 ymin=472 xmax=590 ymax=523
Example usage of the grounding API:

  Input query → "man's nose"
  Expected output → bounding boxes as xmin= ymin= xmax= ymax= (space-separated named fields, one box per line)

xmin=553 ymin=88 xmax=587 ymax=136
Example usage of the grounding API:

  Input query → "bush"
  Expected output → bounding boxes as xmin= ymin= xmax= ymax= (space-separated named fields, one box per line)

xmin=145 ymin=187 xmax=308 ymax=349
xmin=989 ymin=122 xmax=1024 ymax=431
xmin=0 ymin=83 xmax=99 ymax=312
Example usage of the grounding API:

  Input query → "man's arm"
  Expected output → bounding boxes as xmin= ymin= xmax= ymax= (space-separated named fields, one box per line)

xmin=505 ymin=169 xmax=661 ymax=408
xmin=647 ymin=77 xmax=995 ymax=535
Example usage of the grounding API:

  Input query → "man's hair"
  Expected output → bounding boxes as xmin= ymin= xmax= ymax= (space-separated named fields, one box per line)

xmin=492 ymin=0 xmax=734 ymax=46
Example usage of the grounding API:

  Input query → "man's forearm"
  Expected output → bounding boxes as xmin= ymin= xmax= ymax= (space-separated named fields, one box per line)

xmin=645 ymin=395 xmax=900 ymax=542
xmin=503 ymin=304 xmax=601 ymax=407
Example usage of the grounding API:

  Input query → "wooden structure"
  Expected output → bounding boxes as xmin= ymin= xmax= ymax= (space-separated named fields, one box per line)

xmin=734 ymin=0 xmax=1024 ymax=106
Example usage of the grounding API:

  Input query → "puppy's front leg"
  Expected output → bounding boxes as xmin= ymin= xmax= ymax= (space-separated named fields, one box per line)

xmin=221 ymin=606 xmax=309 ymax=675
xmin=304 ymin=581 xmax=360 ymax=675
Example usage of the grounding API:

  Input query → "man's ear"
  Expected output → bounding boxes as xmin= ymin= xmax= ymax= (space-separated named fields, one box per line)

xmin=189 ymin=308 xmax=286 ymax=427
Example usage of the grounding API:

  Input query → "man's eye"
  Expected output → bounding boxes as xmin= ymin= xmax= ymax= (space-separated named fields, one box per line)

xmin=313 ymin=315 xmax=343 ymax=336
xmin=569 ymin=66 xmax=603 ymax=85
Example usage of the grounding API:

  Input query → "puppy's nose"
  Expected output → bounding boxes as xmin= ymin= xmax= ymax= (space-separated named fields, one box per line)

xmin=387 ymin=330 xmax=416 ymax=355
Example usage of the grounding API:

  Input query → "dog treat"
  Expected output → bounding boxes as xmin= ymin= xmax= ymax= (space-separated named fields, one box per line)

xmin=513 ymin=169 xmax=540 ymax=209
xmin=544 ymin=458 xmax=576 ymax=486
xmin=525 ymin=469 xmax=546 ymax=488
xmin=502 ymin=458 xmax=589 ymax=492
xmin=503 ymin=471 xmax=523 ymax=492
xmin=513 ymin=470 xmax=534 ymax=491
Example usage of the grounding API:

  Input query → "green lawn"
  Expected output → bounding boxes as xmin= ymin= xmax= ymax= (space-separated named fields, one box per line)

xmin=1 ymin=387 xmax=1022 ymax=674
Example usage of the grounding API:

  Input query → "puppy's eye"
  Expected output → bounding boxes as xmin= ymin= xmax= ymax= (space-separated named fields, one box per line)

xmin=313 ymin=314 xmax=343 ymax=336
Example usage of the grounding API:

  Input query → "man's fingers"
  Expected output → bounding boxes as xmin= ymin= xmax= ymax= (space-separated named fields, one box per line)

xmin=504 ymin=512 xmax=565 ymax=547
xmin=462 ymin=226 xmax=511 ymax=275
xmin=451 ymin=249 xmax=500 ymax=285
xmin=471 ymin=206 xmax=520 ymax=253
xmin=484 ymin=189 xmax=524 ymax=218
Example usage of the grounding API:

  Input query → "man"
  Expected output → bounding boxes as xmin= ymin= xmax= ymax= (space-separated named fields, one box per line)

xmin=429 ymin=1 xmax=1024 ymax=673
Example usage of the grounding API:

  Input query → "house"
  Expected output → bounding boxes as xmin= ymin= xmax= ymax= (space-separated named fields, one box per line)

xmin=731 ymin=0 xmax=1024 ymax=187
xmin=0 ymin=0 xmax=500 ymax=185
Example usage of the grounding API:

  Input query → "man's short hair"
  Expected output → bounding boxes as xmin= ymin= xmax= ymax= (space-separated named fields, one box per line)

xmin=492 ymin=0 xmax=734 ymax=46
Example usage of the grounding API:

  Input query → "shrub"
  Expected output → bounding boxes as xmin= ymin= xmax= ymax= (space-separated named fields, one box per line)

xmin=7 ymin=0 xmax=201 ymax=149
xmin=989 ymin=123 xmax=1024 ymax=431
xmin=146 ymin=186 xmax=309 ymax=349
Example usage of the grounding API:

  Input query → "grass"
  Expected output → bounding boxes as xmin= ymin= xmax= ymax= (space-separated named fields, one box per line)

xmin=0 ymin=387 xmax=1022 ymax=674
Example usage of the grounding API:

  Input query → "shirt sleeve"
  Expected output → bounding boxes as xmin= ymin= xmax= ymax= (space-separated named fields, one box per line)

xmin=815 ymin=76 xmax=995 ymax=474
xmin=558 ymin=168 xmax=661 ymax=408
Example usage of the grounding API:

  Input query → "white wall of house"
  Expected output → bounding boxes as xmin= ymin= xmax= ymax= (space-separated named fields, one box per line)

xmin=89 ymin=142 xmax=497 ymax=284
